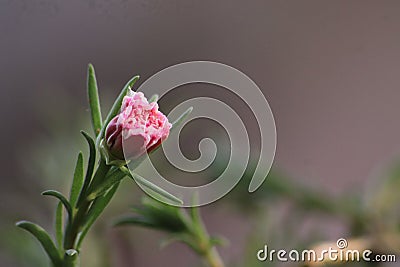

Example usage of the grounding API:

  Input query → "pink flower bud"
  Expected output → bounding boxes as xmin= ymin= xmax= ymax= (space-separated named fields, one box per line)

xmin=105 ymin=91 xmax=171 ymax=160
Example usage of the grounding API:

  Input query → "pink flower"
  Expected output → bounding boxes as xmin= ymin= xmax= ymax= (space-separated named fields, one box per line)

xmin=105 ymin=91 xmax=171 ymax=160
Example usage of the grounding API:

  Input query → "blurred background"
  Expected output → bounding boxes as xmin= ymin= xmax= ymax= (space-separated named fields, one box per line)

xmin=1 ymin=1 xmax=400 ymax=266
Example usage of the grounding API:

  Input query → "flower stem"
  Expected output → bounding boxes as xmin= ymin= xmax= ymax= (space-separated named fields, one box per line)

xmin=64 ymin=199 xmax=90 ymax=249
xmin=191 ymin=207 xmax=225 ymax=267
xmin=64 ymin=160 xmax=111 ymax=249
xmin=63 ymin=249 xmax=79 ymax=267
xmin=203 ymin=247 xmax=224 ymax=267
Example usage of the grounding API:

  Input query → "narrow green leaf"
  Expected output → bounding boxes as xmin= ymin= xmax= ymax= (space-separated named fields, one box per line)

xmin=42 ymin=190 xmax=72 ymax=221
xmin=16 ymin=221 xmax=62 ymax=266
xmin=77 ymin=131 xmax=96 ymax=206
xmin=209 ymin=236 xmax=228 ymax=247
xmin=69 ymin=152 xmax=84 ymax=207
xmin=55 ymin=202 xmax=63 ymax=249
xmin=118 ymin=207 xmax=179 ymax=232
xmin=148 ymin=94 xmax=159 ymax=103
xmin=86 ymin=159 xmax=111 ymax=193
xmin=87 ymin=64 xmax=103 ymax=136
xmin=86 ymin=168 xmax=126 ymax=201
xmin=96 ymin=75 xmax=140 ymax=146
xmin=124 ymin=169 xmax=183 ymax=205
xmin=189 ymin=194 xmax=203 ymax=234
xmin=160 ymin=234 xmax=198 ymax=251
xmin=76 ymin=182 xmax=120 ymax=249
xmin=113 ymin=216 xmax=158 ymax=228
xmin=190 ymin=206 xmax=202 ymax=230
xmin=171 ymin=107 xmax=193 ymax=131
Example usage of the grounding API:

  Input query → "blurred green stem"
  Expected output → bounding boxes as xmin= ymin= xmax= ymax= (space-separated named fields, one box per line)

xmin=203 ymin=247 xmax=224 ymax=267
xmin=191 ymin=207 xmax=225 ymax=267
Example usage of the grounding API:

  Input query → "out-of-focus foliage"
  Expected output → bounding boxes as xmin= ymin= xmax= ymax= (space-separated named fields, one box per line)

xmin=114 ymin=197 xmax=226 ymax=267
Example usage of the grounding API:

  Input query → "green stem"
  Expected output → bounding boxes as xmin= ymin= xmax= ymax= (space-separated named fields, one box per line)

xmin=64 ymin=160 xmax=111 ymax=249
xmin=191 ymin=207 xmax=225 ymax=267
xmin=86 ymin=160 xmax=112 ymax=194
xmin=63 ymin=249 xmax=79 ymax=267
xmin=203 ymin=248 xmax=224 ymax=267
xmin=63 ymin=200 xmax=90 ymax=249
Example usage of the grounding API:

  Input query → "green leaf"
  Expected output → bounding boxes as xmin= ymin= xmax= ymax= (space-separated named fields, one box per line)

xmin=160 ymin=234 xmax=198 ymax=252
xmin=55 ymin=202 xmax=63 ymax=249
xmin=77 ymin=131 xmax=96 ymax=206
xmin=76 ymin=182 xmax=120 ymax=249
xmin=171 ymin=106 xmax=193 ymax=131
xmin=96 ymin=75 xmax=140 ymax=146
xmin=209 ymin=236 xmax=228 ymax=247
xmin=86 ymin=159 xmax=111 ymax=193
xmin=16 ymin=221 xmax=62 ymax=266
xmin=114 ymin=204 xmax=186 ymax=233
xmin=190 ymin=206 xmax=202 ymax=233
xmin=42 ymin=190 xmax=72 ymax=222
xmin=121 ymin=167 xmax=183 ymax=205
xmin=87 ymin=64 xmax=103 ymax=136
xmin=69 ymin=152 xmax=84 ymax=207
xmin=189 ymin=194 xmax=205 ymax=234
xmin=113 ymin=215 xmax=159 ymax=228
xmin=148 ymin=94 xmax=159 ymax=103
xmin=86 ymin=168 xmax=126 ymax=201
